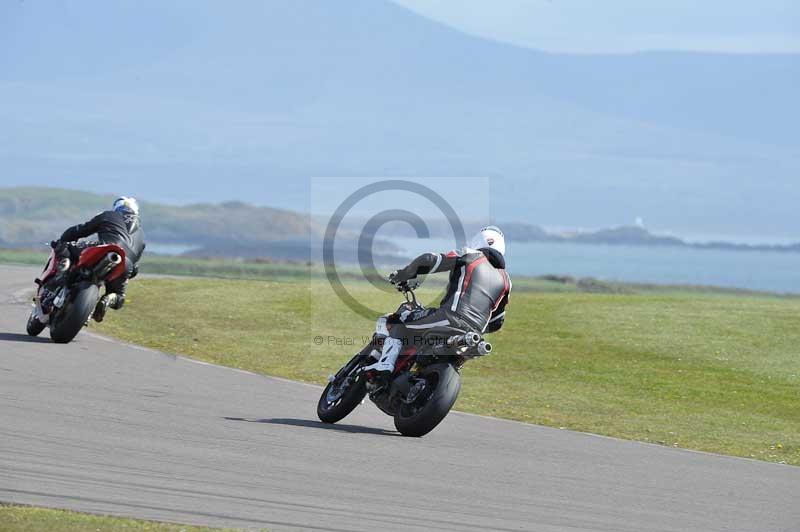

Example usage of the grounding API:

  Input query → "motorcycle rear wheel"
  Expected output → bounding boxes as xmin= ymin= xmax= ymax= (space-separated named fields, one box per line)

xmin=394 ymin=363 xmax=461 ymax=437
xmin=50 ymin=284 xmax=99 ymax=344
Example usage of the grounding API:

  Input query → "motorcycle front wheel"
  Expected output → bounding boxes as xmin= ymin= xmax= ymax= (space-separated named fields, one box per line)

xmin=394 ymin=363 xmax=461 ymax=437
xmin=50 ymin=284 xmax=99 ymax=344
xmin=317 ymin=354 xmax=368 ymax=424
xmin=26 ymin=310 xmax=46 ymax=337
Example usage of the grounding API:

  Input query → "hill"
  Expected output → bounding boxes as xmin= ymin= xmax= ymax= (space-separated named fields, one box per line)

xmin=0 ymin=186 xmax=413 ymax=262
xmin=0 ymin=186 xmax=314 ymax=253
xmin=343 ymin=216 xmax=800 ymax=253
xmin=3 ymin=188 xmax=798 ymax=261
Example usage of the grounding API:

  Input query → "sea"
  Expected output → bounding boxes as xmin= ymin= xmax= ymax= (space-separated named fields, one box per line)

xmin=146 ymin=238 xmax=800 ymax=295
xmin=394 ymin=237 xmax=800 ymax=295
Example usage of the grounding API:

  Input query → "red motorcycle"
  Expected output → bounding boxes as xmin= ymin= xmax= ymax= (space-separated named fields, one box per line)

xmin=27 ymin=243 xmax=127 ymax=343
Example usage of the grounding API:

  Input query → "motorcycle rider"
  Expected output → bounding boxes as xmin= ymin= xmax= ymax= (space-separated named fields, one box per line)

xmin=362 ymin=225 xmax=511 ymax=374
xmin=53 ymin=196 xmax=146 ymax=322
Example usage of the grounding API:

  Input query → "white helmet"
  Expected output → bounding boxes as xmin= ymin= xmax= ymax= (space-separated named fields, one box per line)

xmin=470 ymin=225 xmax=505 ymax=256
xmin=113 ymin=196 xmax=139 ymax=216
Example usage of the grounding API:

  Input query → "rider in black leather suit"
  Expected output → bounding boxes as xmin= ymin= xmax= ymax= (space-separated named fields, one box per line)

xmin=363 ymin=226 xmax=511 ymax=374
xmin=55 ymin=197 xmax=146 ymax=322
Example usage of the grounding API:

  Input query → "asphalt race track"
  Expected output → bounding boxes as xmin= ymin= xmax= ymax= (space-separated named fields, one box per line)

xmin=1 ymin=265 xmax=798 ymax=531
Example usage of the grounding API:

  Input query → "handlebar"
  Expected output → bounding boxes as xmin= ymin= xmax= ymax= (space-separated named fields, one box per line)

xmin=395 ymin=279 xmax=420 ymax=293
xmin=392 ymin=278 xmax=421 ymax=307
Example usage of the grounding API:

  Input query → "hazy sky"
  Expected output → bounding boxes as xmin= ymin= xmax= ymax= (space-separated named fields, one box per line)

xmin=2 ymin=0 xmax=797 ymax=239
xmin=393 ymin=0 xmax=800 ymax=53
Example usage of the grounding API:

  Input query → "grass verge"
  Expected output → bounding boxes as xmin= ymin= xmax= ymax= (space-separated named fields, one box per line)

xmin=90 ymin=275 xmax=800 ymax=465
xmin=0 ymin=505 xmax=251 ymax=532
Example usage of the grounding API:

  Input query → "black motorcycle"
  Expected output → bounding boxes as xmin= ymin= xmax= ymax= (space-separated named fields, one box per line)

xmin=317 ymin=280 xmax=492 ymax=437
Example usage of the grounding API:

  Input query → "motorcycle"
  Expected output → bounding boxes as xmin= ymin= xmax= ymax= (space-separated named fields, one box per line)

xmin=317 ymin=280 xmax=492 ymax=437
xmin=26 ymin=242 xmax=127 ymax=343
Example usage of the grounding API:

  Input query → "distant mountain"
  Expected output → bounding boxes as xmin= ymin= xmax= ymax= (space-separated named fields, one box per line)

xmin=0 ymin=0 xmax=797 ymax=239
xmin=508 ymin=223 xmax=800 ymax=253
xmin=363 ymin=215 xmax=800 ymax=252
xmin=0 ymin=186 xmax=406 ymax=261
xmin=2 ymin=188 xmax=796 ymax=260
xmin=0 ymin=186 xmax=315 ymax=250
xmin=569 ymin=226 xmax=684 ymax=246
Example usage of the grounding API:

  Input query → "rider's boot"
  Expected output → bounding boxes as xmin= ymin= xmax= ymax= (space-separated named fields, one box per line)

xmin=362 ymin=337 xmax=402 ymax=374
xmin=92 ymin=293 xmax=118 ymax=323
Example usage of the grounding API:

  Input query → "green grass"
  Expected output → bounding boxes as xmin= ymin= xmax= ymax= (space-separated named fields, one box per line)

xmin=91 ymin=276 xmax=800 ymax=465
xmin=0 ymin=249 xmax=48 ymax=267
xmin=0 ymin=505 xmax=249 ymax=532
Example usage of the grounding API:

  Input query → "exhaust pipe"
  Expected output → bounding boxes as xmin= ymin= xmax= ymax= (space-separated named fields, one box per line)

xmin=446 ymin=332 xmax=482 ymax=348
xmin=93 ymin=252 xmax=122 ymax=278
xmin=464 ymin=332 xmax=481 ymax=347
xmin=477 ymin=341 xmax=492 ymax=355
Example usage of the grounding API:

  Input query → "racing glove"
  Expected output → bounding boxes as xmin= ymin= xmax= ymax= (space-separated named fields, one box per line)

xmin=389 ymin=268 xmax=411 ymax=285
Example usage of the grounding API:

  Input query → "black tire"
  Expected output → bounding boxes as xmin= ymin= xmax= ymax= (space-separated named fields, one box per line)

xmin=26 ymin=311 xmax=46 ymax=337
xmin=317 ymin=355 xmax=368 ymax=424
xmin=394 ymin=363 xmax=461 ymax=437
xmin=50 ymin=284 xmax=99 ymax=344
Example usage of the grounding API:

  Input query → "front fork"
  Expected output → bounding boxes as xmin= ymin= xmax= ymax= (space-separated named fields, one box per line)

xmin=30 ymin=295 xmax=49 ymax=324
xmin=31 ymin=283 xmax=68 ymax=324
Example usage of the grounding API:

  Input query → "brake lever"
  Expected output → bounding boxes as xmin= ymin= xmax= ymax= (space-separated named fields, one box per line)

xmin=396 ymin=280 xmax=420 ymax=293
